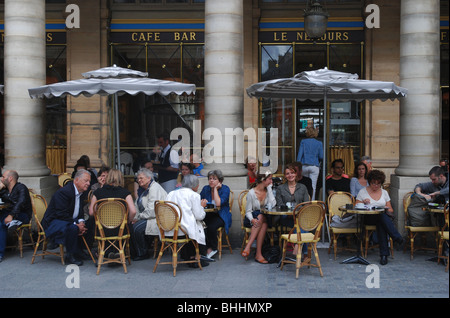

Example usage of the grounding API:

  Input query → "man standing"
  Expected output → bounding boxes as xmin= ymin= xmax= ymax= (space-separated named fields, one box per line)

xmin=0 ymin=170 xmax=32 ymax=263
xmin=41 ymin=169 xmax=91 ymax=265
xmin=325 ymin=159 xmax=351 ymax=196
xmin=155 ymin=133 xmax=180 ymax=193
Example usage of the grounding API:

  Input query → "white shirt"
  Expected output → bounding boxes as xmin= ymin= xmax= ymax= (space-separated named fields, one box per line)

xmin=356 ymin=187 xmax=391 ymax=207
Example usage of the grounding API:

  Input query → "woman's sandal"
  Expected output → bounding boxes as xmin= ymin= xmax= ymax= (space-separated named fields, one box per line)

xmin=255 ymin=257 xmax=268 ymax=264
xmin=241 ymin=250 xmax=250 ymax=260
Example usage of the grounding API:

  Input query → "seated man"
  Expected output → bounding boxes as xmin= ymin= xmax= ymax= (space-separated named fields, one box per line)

xmin=409 ymin=166 xmax=449 ymax=227
xmin=293 ymin=162 xmax=313 ymax=200
xmin=0 ymin=170 xmax=33 ymax=263
xmin=325 ymin=159 xmax=351 ymax=196
xmin=165 ymin=174 xmax=210 ymax=267
xmin=41 ymin=169 xmax=91 ymax=266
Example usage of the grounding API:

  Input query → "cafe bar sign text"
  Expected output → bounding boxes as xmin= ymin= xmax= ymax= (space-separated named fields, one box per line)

xmin=110 ymin=31 xmax=204 ymax=44
xmin=110 ymin=19 xmax=205 ymax=44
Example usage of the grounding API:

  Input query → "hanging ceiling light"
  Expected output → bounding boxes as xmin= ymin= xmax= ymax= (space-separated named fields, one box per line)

xmin=304 ymin=0 xmax=329 ymax=41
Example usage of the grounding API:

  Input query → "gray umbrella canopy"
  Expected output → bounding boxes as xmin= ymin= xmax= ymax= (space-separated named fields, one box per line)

xmin=246 ymin=68 xmax=407 ymax=242
xmin=28 ymin=65 xmax=196 ymax=169
xmin=246 ymin=68 xmax=407 ymax=101
xmin=28 ymin=65 xmax=195 ymax=99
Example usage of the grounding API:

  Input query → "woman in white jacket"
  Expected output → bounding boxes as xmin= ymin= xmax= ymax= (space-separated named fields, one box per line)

xmin=166 ymin=175 xmax=208 ymax=264
xmin=131 ymin=168 xmax=167 ymax=260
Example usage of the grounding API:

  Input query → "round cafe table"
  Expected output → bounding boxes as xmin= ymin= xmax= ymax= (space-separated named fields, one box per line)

xmin=261 ymin=206 xmax=293 ymax=216
xmin=338 ymin=205 xmax=385 ymax=265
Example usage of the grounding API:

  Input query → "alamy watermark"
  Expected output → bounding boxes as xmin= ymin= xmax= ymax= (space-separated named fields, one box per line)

xmin=170 ymin=120 xmax=279 ymax=174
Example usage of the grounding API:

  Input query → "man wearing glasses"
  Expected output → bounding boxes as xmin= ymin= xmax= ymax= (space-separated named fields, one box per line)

xmin=326 ymin=159 xmax=351 ymax=196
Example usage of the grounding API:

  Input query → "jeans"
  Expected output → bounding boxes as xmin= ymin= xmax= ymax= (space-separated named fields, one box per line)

xmin=365 ymin=213 xmax=402 ymax=256
xmin=0 ymin=212 xmax=30 ymax=257
xmin=302 ymin=165 xmax=319 ymax=200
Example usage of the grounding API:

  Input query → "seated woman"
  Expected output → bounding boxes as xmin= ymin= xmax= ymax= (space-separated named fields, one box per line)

xmin=88 ymin=169 xmax=136 ymax=258
xmin=176 ymin=162 xmax=194 ymax=189
xmin=275 ymin=164 xmax=310 ymax=228
xmin=241 ymin=171 xmax=276 ymax=264
xmin=131 ymin=168 xmax=167 ymax=261
xmin=350 ymin=161 xmax=369 ymax=198
xmin=200 ymin=170 xmax=231 ymax=259
xmin=356 ymin=169 xmax=404 ymax=266
xmin=275 ymin=164 xmax=310 ymax=257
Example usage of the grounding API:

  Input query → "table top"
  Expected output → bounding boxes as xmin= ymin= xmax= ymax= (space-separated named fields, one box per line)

xmin=339 ymin=205 xmax=385 ymax=215
xmin=261 ymin=207 xmax=293 ymax=215
xmin=423 ymin=204 xmax=446 ymax=213
xmin=0 ymin=202 xmax=10 ymax=210
xmin=204 ymin=207 xmax=219 ymax=213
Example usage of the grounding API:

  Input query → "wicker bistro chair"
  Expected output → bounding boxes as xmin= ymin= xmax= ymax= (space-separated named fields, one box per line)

xmin=30 ymin=193 xmax=65 ymax=265
xmin=437 ymin=203 xmax=449 ymax=272
xmin=239 ymin=190 xmax=251 ymax=253
xmin=153 ymin=200 xmax=202 ymax=276
xmin=93 ymin=198 xmax=131 ymax=275
xmin=57 ymin=173 xmax=72 ymax=188
xmin=403 ymin=192 xmax=439 ymax=260
xmin=216 ymin=190 xmax=234 ymax=260
xmin=279 ymin=201 xmax=326 ymax=279
xmin=327 ymin=191 xmax=359 ymax=260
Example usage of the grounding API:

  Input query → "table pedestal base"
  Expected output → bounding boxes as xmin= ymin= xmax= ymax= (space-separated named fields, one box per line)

xmin=340 ymin=254 xmax=370 ymax=265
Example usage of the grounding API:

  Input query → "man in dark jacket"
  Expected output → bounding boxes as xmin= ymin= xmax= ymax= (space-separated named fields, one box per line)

xmin=41 ymin=169 xmax=91 ymax=265
xmin=0 ymin=170 xmax=32 ymax=262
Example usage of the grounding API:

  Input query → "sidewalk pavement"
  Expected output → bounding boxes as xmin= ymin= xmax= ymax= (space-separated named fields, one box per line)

xmin=0 ymin=243 xmax=448 ymax=301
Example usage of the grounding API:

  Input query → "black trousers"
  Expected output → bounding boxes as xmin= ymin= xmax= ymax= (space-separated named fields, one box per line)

xmin=204 ymin=213 xmax=225 ymax=251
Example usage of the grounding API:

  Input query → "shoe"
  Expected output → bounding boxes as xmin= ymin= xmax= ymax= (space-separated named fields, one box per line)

xmin=133 ymin=254 xmax=150 ymax=261
xmin=255 ymin=257 xmax=269 ymax=264
xmin=380 ymin=255 xmax=388 ymax=265
xmin=0 ymin=255 xmax=3 ymax=263
xmin=75 ymin=250 xmax=92 ymax=261
xmin=206 ymin=250 xmax=218 ymax=259
xmin=65 ymin=254 xmax=83 ymax=266
xmin=241 ymin=250 xmax=250 ymax=260
xmin=46 ymin=240 xmax=59 ymax=250
xmin=200 ymin=255 xmax=216 ymax=262
xmin=189 ymin=259 xmax=210 ymax=268
xmin=6 ymin=220 xmax=22 ymax=232
xmin=394 ymin=237 xmax=404 ymax=251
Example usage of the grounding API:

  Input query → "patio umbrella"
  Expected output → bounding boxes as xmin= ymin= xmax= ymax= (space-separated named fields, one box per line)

xmin=246 ymin=67 xmax=407 ymax=241
xmin=28 ymin=65 xmax=196 ymax=169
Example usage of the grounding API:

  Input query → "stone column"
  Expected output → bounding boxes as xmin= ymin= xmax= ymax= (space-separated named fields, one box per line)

xmin=203 ymin=0 xmax=247 ymax=177
xmin=3 ymin=0 xmax=50 ymax=178
xmin=203 ymin=0 xmax=247 ymax=246
xmin=395 ymin=0 xmax=441 ymax=177
xmin=391 ymin=0 xmax=440 ymax=234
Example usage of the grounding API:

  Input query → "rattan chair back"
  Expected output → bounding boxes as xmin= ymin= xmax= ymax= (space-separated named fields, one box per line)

xmin=292 ymin=201 xmax=326 ymax=240
xmin=95 ymin=198 xmax=127 ymax=230
xmin=403 ymin=191 xmax=414 ymax=224
xmin=327 ymin=191 xmax=354 ymax=218
xmin=30 ymin=193 xmax=48 ymax=227
xmin=57 ymin=173 xmax=72 ymax=187
xmin=238 ymin=190 xmax=249 ymax=227
xmin=154 ymin=201 xmax=181 ymax=233
xmin=229 ymin=190 xmax=234 ymax=209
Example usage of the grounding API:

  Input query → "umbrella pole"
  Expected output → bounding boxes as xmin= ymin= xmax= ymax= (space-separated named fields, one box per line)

xmin=322 ymin=90 xmax=330 ymax=243
xmin=114 ymin=93 xmax=121 ymax=170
